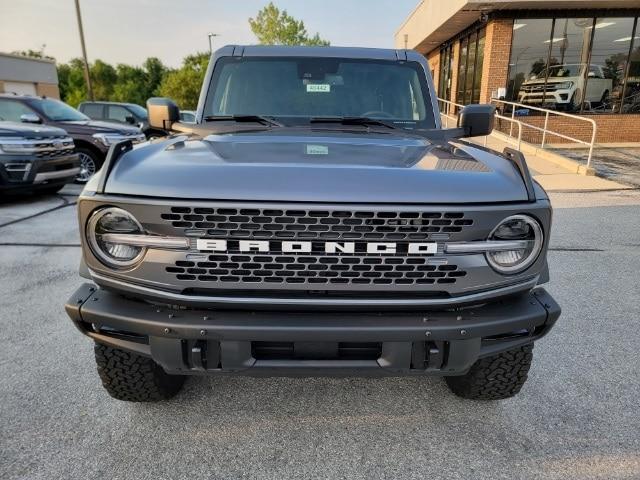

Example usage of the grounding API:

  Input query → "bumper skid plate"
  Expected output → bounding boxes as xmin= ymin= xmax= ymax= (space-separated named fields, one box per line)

xmin=66 ymin=284 xmax=560 ymax=377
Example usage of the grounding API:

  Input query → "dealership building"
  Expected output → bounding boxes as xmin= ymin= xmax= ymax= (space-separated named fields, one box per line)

xmin=0 ymin=53 xmax=60 ymax=99
xmin=396 ymin=0 xmax=640 ymax=143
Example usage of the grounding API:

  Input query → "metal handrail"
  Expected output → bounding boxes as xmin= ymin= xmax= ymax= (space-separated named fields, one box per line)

xmin=437 ymin=98 xmax=523 ymax=150
xmin=490 ymin=98 xmax=597 ymax=168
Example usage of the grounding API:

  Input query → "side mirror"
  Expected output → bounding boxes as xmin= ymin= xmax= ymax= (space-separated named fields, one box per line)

xmin=147 ymin=97 xmax=179 ymax=130
xmin=20 ymin=113 xmax=41 ymax=124
xmin=588 ymin=71 xmax=597 ymax=78
xmin=125 ymin=115 xmax=136 ymax=124
xmin=458 ymin=104 xmax=496 ymax=137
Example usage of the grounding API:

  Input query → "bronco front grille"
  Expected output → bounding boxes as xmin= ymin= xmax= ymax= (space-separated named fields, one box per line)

xmin=165 ymin=253 xmax=467 ymax=286
xmin=161 ymin=207 xmax=473 ymax=241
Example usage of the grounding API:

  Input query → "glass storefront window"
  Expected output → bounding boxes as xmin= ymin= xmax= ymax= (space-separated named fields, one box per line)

xmin=438 ymin=44 xmax=453 ymax=101
xmin=622 ymin=29 xmax=640 ymax=113
xmin=507 ymin=19 xmax=555 ymax=104
xmin=456 ymin=28 xmax=485 ymax=105
xmin=588 ymin=17 xmax=637 ymax=113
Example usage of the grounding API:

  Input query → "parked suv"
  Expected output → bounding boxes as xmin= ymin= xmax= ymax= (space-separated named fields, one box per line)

xmin=78 ymin=101 xmax=167 ymax=139
xmin=0 ymin=121 xmax=79 ymax=194
xmin=0 ymin=94 xmax=145 ymax=182
xmin=66 ymin=46 xmax=560 ymax=403
xmin=518 ymin=63 xmax=612 ymax=110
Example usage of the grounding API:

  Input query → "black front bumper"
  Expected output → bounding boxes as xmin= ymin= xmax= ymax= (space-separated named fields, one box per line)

xmin=0 ymin=153 xmax=80 ymax=191
xmin=66 ymin=284 xmax=560 ymax=377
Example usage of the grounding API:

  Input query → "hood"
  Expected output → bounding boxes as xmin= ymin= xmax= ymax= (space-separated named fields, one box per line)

xmin=104 ymin=130 xmax=530 ymax=204
xmin=56 ymin=120 xmax=140 ymax=135
xmin=0 ymin=121 xmax=67 ymax=138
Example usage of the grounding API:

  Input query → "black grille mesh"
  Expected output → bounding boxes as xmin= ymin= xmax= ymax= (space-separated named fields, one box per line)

xmin=161 ymin=207 xmax=473 ymax=241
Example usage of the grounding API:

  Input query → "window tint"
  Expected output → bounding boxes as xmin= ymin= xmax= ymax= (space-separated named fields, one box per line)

xmin=0 ymin=99 xmax=35 ymax=122
xmin=456 ymin=29 xmax=485 ymax=105
xmin=82 ymin=103 xmax=104 ymax=119
xmin=107 ymin=105 xmax=131 ymax=122
xmin=205 ymin=57 xmax=435 ymax=128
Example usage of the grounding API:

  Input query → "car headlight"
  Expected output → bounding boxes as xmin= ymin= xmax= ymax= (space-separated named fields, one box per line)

xmin=86 ymin=207 xmax=145 ymax=268
xmin=92 ymin=133 xmax=146 ymax=147
xmin=556 ymin=82 xmax=574 ymax=90
xmin=486 ymin=215 xmax=543 ymax=274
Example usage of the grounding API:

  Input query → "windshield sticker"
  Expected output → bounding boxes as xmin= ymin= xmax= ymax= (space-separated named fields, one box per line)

xmin=306 ymin=144 xmax=329 ymax=155
xmin=306 ymin=84 xmax=331 ymax=93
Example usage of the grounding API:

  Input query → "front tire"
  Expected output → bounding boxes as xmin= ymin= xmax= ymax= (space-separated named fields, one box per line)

xmin=94 ymin=344 xmax=185 ymax=402
xmin=444 ymin=344 xmax=534 ymax=400
xmin=75 ymin=148 xmax=102 ymax=184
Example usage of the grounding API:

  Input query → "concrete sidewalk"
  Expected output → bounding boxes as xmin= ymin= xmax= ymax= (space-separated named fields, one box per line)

xmin=470 ymin=135 xmax=633 ymax=192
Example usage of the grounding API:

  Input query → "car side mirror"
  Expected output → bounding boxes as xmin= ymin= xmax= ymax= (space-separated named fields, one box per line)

xmin=147 ymin=97 xmax=179 ymax=130
xmin=458 ymin=104 xmax=496 ymax=137
xmin=588 ymin=71 xmax=596 ymax=78
xmin=125 ymin=115 xmax=136 ymax=124
xmin=20 ymin=113 xmax=41 ymax=124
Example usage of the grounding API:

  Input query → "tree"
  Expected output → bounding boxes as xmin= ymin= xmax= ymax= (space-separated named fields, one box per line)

xmin=158 ymin=53 xmax=209 ymax=109
xmin=249 ymin=2 xmax=329 ymax=46
xmin=11 ymin=49 xmax=55 ymax=61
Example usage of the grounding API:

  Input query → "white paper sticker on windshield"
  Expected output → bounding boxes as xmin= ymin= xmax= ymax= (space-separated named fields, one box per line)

xmin=306 ymin=84 xmax=331 ymax=93
xmin=306 ymin=144 xmax=328 ymax=155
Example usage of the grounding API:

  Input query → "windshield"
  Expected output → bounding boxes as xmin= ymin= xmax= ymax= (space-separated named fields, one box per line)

xmin=128 ymin=104 xmax=148 ymax=119
xmin=34 ymin=98 xmax=89 ymax=121
xmin=536 ymin=64 xmax=584 ymax=79
xmin=204 ymin=57 xmax=435 ymax=129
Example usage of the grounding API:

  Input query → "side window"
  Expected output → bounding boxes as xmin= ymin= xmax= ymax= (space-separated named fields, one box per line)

xmin=0 ymin=100 xmax=36 ymax=122
xmin=82 ymin=104 xmax=104 ymax=119
xmin=107 ymin=105 xmax=131 ymax=122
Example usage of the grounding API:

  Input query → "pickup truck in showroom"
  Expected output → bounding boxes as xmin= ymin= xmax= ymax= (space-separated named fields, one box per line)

xmin=65 ymin=46 xmax=560 ymax=402
xmin=0 ymin=121 xmax=79 ymax=194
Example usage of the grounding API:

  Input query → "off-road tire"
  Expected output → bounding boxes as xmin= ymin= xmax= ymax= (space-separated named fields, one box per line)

xmin=94 ymin=344 xmax=185 ymax=402
xmin=444 ymin=344 xmax=534 ymax=400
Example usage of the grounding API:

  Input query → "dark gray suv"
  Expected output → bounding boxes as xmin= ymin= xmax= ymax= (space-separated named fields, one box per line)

xmin=65 ymin=46 xmax=560 ymax=402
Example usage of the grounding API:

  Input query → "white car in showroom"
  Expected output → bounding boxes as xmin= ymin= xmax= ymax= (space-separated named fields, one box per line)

xmin=518 ymin=63 xmax=612 ymax=111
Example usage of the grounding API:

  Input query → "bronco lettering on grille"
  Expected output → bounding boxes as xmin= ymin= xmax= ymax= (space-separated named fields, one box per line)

xmin=196 ymin=239 xmax=438 ymax=255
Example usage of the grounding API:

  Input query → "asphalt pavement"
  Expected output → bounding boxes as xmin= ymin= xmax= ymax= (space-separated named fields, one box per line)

xmin=1 ymin=185 xmax=639 ymax=480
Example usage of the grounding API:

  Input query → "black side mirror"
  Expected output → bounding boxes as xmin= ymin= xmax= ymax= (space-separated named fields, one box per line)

xmin=147 ymin=97 xmax=180 ymax=130
xmin=458 ymin=104 xmax=496 ymax=137
xmin=125 ymin=115 xmax=136 ymax=124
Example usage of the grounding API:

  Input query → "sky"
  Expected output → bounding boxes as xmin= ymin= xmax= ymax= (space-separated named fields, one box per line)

xmin=0 ymin=0 xmax=418 ymax=68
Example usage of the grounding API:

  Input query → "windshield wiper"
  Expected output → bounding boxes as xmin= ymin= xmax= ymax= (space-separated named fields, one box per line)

xmin=309 ymin=116 xmax=398 ymax=130
xmin=203 ymin=115 xmax=284 ymax=127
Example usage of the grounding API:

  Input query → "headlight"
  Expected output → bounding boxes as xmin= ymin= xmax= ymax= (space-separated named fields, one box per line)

xmin=0 ymin=137 xmax=33 ymax=155
xmin=86 ymin=207 xmax=145 ymax=268
xmin=555 ymin=82 xmax=574 ymax=90
xmin=92 ymin=133 xmax=146 ymax=147
xmin=486 ymin=215 xmax=543 ymax=274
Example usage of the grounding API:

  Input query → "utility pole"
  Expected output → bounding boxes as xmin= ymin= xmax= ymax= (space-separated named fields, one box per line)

xmin=208 ymin=33 xmax=220 ymax=54
xmin=74 ymin=0 xmax=94 ymax=100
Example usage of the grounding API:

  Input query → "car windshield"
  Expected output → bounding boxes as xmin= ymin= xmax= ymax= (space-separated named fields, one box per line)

xmin=35 ymin=98 xmax=89 ymax=121
xmin=536 ymin=64 xmax=583 ymax=79
xmin=128 ymin=104 xmax=148 ymax=119
xmin=204 ymin=57 xmax=436 ymax=129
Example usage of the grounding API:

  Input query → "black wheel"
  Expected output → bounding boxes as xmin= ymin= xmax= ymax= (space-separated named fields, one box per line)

xmin=94 ymin=344 xmax=185 ymax=402
xmin=444 ymin=345 xmax=534 ymax=400
xmin=75 ymin=148 xmax=102 ymax=184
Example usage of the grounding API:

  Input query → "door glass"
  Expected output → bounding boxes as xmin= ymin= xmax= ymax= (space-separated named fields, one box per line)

xmin=107 ymin=105 xmax=131 ymax=123
xmin=82 ymin=104 xmax=103 ymax=119
xmin=0 ymin=100 xmax=35 ymax=122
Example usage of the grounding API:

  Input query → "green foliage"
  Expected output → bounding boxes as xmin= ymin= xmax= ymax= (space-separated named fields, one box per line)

xmin=11 ymin=49 xmax=55 ymax=61
xmin=249 ymin=2 xmax=329 ymax=46
xmin=57 ymin=57 xmax=168 ymax=108
xmin=158 ymin=53 xmax=209 ymax=110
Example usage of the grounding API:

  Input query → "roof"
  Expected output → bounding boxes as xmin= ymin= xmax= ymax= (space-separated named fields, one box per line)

xmin=218 ymin=45 xmax=418 ymax=61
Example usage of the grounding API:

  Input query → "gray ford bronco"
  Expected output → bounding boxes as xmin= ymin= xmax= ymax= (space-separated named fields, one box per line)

xmin=65 ymin=46 xmax=560 ymax=402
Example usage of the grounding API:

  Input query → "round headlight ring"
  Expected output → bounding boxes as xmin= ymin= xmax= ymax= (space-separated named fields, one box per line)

xmin=86 ymin=207 xmax=146 ymax=269
xmin=486 ymin=214 xmax=544 ymax=274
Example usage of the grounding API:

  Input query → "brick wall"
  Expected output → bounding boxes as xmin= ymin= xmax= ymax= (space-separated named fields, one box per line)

xmin=495 ymin=113 xmax=640 ymax=144
xmin=480 ymin=19 xmax=513 ymax=104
